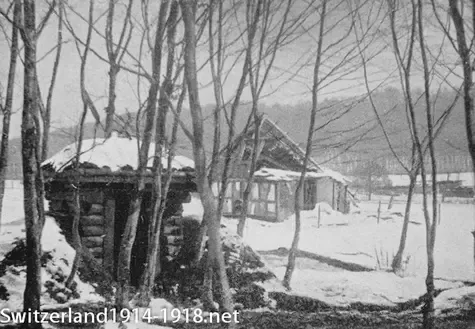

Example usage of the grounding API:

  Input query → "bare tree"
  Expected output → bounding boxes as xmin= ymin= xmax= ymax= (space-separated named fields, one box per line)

xmin=65 ymin=0 xmax=95 ymax=288
xmin=237 ymin=0 xmax=295 ymax=237
xmin=104 ymin=0 xmax=133 ymax=136
xmin=136 ymin=0 xmax=181 ymax=306
xmin=180 ymin=0 xmax=234 ymax=314
xmin=116 ymin=0 xmax=170 ymax=309
xmin=0 ymin=0 xmax=20 ymax=230
xmin=282 ymin=0 xmax=374 ymax=288
xmin=20 ymin=0 xmax=44 ymax=327
xmin=386 ymin=0 xmax=439 ymax=325
xmin=40 ymin=0 xmax=63 ymax=162
xmin=417 ymin=1 xmax=438 ymax=326
xmin=283 ymin=0 xmax=327 ymax=289
xmin=446 ymin=0 xmax=475 ymax=189
xmin=382 ymin=0 xmax=458 ymax=274
xmin=358 ymin=0 xmax=420 ymax=273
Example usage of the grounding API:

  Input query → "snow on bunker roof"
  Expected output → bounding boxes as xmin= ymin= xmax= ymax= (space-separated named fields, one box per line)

xmin=42 ymin=131 xmax=194 ymax=173
xmin=253 ymin=167 xmax=350 ymax=184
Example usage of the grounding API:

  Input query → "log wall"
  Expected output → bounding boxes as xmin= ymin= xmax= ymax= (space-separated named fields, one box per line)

xmin=48 ymin=188 xmax=107 ymax=266
xmin=48 ymin=186 xmax=192 ymax=274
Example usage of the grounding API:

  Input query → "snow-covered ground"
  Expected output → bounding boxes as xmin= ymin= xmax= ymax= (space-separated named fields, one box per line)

xmin=0 ymin=188 xmax=26 ymax=260
xmin=0 ymin=189 xmax=103 ymax=313
xmin=261 ymin=255 xmax=464 ymax=307
xmin=226 ymin=201 xmax=475 ymax=282
xmin=226 ymin=199 xmax=475 ymax=310
xmin=183 ymin=191 xmax=475 ymax=310
xmin=1 ymin=188 xmax=474 ymax=315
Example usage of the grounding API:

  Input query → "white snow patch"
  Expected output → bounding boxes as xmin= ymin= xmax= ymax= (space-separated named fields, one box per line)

xmin=182 ymin=193 xmax=203 ymax=220
xmin=312 ymin=203 xmax=349 ymax=226
xmin=0 ymin=188 xmax=24 ymax=227
xmin=0 ymin=216 xmax=104 ymax=312
xmin=254 ymin=167 xmax=349 ymax=184
xmin=42 ymin=132 xmax=194 ymax=172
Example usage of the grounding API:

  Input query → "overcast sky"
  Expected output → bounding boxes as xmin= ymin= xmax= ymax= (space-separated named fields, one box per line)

xmin=0 ymin=0 xmax=464 ymax=138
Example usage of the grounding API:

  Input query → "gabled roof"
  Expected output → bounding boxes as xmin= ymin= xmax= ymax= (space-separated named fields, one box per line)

xmin=259 ymin=118 xmax=321 ymax=172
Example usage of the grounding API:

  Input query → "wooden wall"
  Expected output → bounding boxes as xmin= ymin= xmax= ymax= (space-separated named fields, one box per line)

xmin=47 ymin=184 xmax=191 ymax=280
xmin=48 ymin=189 xmax=109 ymax=266
xmin=217 ymin=179 xmax=281 ymax=222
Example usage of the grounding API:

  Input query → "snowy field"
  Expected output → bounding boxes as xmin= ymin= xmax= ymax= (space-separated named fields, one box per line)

xmin=186 ymin=192 xmax=475 ymax=310
xmin=1 ymin=189 xmax=475 ymax=316
xmin=0 ymin=188 xmax=26 ymax=260
xmin=219 ymin=200 xmax=475 ymax=282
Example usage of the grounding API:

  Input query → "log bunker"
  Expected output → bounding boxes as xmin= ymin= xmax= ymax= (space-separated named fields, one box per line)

xmin=41 ymin=133 xmax=197 ymax=285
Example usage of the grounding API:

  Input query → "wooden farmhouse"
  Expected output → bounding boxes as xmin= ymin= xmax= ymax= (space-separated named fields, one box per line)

xmin=42 ymin=132 xmax=196 ymax=284
xmin=213 ymin=117 xmax=351 ymax=222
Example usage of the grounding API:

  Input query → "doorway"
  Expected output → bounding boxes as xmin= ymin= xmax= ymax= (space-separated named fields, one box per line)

xmin=113 ymin=191 xmax=151 ymax=286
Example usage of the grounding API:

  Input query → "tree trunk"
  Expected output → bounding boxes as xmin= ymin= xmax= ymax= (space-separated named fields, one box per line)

xmin=237 ymin=114 xmax=262 ymax=237
xmin=283 ymin=0 xmax=327 ymax=290
xmin=448 ymin=0 xmax=475 ymax=192
xmin=180 ymin=0 xmax=234 ymax=314
xmin=41 ymin=0 xmax=63 ymax=162
xmin=65 ymin=187 xmax=83 ymax=288
xmin=417 ymin=1 xmax=438 ymax=326
xmin=283 ymin=186 xmax=302 ymax=289
xmin=0 ymin=0 xmax=20 ymax=228
xmin=116 ymin=0 xmax=169 ymax=308
xmin=21 ymin=1 xmax=43 ymax=328
xmin=392 ymin=173 xmax=416 ymax=273
xmin=136 ymin=0 xmax=178 ymax=306
xmin=66 ymin=103 xmax=88 ymax=287
xmin=207 ymin=0 xmax=223 ymax=188
xmin=103 ymin=0 xmax=133 ymax=137
xmin=368 ymin=171 xmax=372 ymax=201
xmin=105 ymin=65 xmax=118 ymax=137
xmin=191 ymin=220 xmax=207 ymax=265
xmin=448 ymin=0 xmax=475 ymax=284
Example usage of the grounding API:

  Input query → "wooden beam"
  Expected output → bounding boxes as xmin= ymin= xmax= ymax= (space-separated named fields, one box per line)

xmin=103 ymin=196 xmax=116 ymax=276
xmin=44 ymin=169 xmax=196 ymax=187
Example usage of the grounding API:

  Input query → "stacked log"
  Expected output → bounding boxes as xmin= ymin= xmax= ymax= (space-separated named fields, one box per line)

xmin=47 ymin=189 xmax=106 ymax=266
xmin=80 ymin=201 xmax=105 ymax=265
xmin=164 ymin=216 xmax=184 ymax=258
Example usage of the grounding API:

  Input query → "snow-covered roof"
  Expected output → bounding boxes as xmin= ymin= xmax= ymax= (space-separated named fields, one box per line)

xmin=42 ymin=132 xmax=194 ymax=173
xmin=318 ymin=166 xmax=352 ymax=184
xmin=253 ymin=167 xmax=350 ymax=184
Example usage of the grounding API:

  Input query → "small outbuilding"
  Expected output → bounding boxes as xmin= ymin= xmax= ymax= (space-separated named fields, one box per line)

xmin=42 ymin=132 xmax=196 ymax=284
xmin=213 ymin=118 xmax=351 ymax=222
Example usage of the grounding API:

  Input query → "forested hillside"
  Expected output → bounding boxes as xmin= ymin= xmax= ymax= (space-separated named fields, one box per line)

xmin=5 ymin=88 xmax=469 ymax=179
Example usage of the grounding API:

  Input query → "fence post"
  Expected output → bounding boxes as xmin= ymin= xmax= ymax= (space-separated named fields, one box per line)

xmin=438 ymin=202 xmax=441 ymax=225
xmin=317 ymin=205 xmax=321 ymax=228
xmin=377 ymin=200 xmax=381 ymax=224
xmin=388 ymin=196 xmax=394 ymax=210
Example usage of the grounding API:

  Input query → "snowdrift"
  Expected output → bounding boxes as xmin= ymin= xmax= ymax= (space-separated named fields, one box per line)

xmin=0 ymin=217 xmax=104 ymax=313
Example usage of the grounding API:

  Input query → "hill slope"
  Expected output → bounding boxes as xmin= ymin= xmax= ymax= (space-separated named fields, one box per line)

xmin=6 ymin=88 xmax=470 ymax=179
